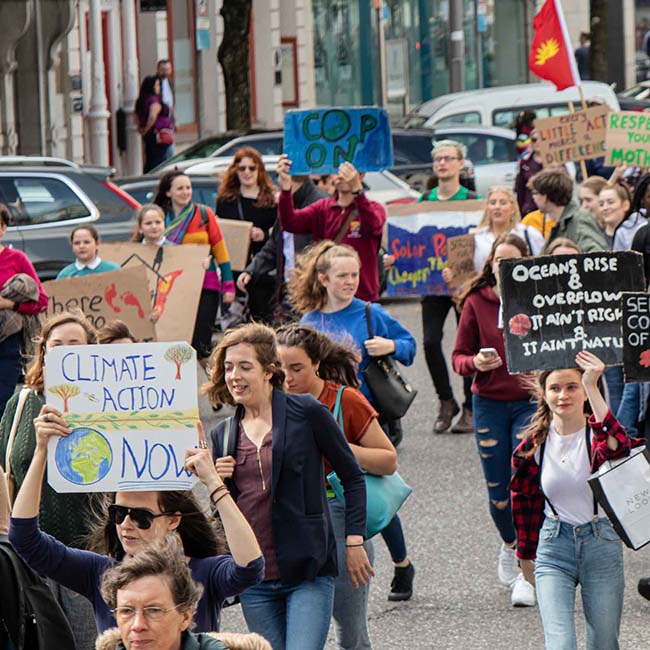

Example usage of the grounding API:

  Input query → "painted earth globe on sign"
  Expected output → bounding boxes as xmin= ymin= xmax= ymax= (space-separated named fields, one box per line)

xmin=55 ymin=427 xmax=113 ymax=485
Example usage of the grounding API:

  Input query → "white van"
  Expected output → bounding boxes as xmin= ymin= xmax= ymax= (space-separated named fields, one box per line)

xmin=402 ymin=81 xmax=620 ymax=130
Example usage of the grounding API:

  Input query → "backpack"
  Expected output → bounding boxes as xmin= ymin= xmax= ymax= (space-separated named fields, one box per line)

xmin=0 ymin=537 xmax=77 ymax=650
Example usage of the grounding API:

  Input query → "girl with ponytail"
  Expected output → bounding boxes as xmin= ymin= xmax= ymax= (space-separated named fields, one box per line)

xmin=511 ymin=351 xmax=638 ymax=649
xmin=276 ymin=324 xmax=396 ymax=650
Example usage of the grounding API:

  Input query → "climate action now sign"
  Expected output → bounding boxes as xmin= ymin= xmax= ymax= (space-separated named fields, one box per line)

xmin=605 ymin=111 xmax=650 ymax=166
xmin=500 ymin=252 xmax=645 ymax=373
xmin=283 ymin=107 xmax=393 ymax=174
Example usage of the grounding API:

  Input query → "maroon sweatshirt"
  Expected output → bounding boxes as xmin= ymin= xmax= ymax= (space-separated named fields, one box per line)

xmin=278 ymin=189 xmax=386 ymax=302
xmin=452 ymin=285 xmax=531 ymax=401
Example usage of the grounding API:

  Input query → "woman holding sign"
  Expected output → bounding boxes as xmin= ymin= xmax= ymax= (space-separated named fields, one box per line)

xmin=511 ymin=351 xmax=636 ymax=650
xmin=452 ymin=233 xmax=537 ymax=607
xmin=8 ymin=413 xmax=264 ymax=635
xmin=154 ymin=170 xmax=236 ymax=360
xmin=206 ymin=322 xmax=371 ymax=650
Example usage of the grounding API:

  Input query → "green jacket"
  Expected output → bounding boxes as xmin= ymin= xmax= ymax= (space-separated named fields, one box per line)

xmin=543 ymin=200 xmax=608 ymax=254
xmin=0 ymin=389 xmax=93 ymax=547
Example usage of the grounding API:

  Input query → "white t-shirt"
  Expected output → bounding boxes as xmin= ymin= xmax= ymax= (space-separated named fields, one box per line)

xmin=536 ymin=423 xmax=605 ymax=525
xmin=472 ymin=223 xmax=545 ymax=273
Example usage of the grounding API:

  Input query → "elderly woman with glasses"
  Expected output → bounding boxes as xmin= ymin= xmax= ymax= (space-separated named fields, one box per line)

xmin=8 ymin=409 xmax=264 ymax=635
xmin=97 ymin=536 xmax=273 ymax=650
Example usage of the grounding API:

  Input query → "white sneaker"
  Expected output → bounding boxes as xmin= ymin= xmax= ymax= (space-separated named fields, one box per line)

xmin=497 ymin=543 xmax=518 ymax=586
xmin=511 ymin=573 xmax=536 ymax=607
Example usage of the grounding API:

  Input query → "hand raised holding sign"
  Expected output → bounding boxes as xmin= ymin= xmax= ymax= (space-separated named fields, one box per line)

xmin=575 ymin=351 xmax=610 ymax=428
xmin=338 ymin=162 xmax=363 ymax=193
xmin=34 ymin=406 xmax=71 ymax=452
xmin=277 ymin=154 xmax=292 ymax=191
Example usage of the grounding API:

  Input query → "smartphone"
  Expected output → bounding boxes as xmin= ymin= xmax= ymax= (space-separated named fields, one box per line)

xmin=479 ymin=347 xmax=498 ymax=358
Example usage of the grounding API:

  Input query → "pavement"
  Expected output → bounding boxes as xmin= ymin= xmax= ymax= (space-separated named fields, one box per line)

xmin=203 ymin=298 xmax=650 ymax=649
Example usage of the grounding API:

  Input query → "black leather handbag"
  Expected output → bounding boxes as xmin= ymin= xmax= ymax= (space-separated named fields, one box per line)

xmin=361 ymin=303 xmax=417 ymax=421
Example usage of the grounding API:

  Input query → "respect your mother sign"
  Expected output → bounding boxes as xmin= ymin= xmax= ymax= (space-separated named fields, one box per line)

xmin=45 ymin=342 xmax=199 ymax=493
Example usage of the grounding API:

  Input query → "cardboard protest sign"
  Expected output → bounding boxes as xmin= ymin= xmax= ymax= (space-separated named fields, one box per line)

xmin=101 ymin=243 xmax=209 ymax=342
xmin=622 ymin=293 xmax=650 ymax=382
xmin=535 ymin=105 xmax=608 ymax=166
xmin=446 ymin=234 xmax=476 ymax=289
xmin=42 ymin=266 xmax=155 ymax=341
xmin=500 ymin=252 xmax=645 ymax=373
xmin=605 ymin=111 xmax=650 ymax=166
xmin=284 ymin=107 xmax=393 ymax=174
xmin=218 ymin=219 xmax=253 ymax=271
xmin=385 ymin=200 xmax=484 ymax=297
xmin=45 ymin=342 xmax=199 ymax=492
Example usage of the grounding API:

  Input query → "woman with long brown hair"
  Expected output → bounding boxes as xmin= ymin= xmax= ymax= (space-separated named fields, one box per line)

xmin=216 ymin=148 xmax=278 ymax=322
xmin=452 ymin=233 xmax=537 ymax=607
xmin=511 ymin=351 xmax=636 ymax=649
xmin=206 ymin=322 xmax=370 ymax=650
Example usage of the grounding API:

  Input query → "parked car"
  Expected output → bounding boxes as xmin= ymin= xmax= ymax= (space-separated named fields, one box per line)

xmin=400 ymin=81 xmax=620 ymax=130
xmin=0 ymin=160 xmax=140 ymax=280
xmin=114 ymin=174 xmax=219 ymax=208
xmin=617 ymin=80 xmax=650 ymax=111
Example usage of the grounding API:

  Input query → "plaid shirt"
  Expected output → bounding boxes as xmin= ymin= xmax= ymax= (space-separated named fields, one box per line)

xmin=511 ymin=411 xmax=637 ymax=560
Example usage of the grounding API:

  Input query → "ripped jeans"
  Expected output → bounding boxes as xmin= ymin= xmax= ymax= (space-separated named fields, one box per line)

xmin=472 ymin=394 xmax=536 ymax=544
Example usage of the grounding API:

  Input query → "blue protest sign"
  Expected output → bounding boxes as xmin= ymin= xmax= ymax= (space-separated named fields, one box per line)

xmin=283 ymin=107 xmax=393 ymax=174
xmin=385 ymin=201 xmax=485 ymax=297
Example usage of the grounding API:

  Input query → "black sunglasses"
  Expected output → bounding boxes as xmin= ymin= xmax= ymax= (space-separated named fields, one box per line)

xmin=108 ymin=504 xmax=174 ymax=530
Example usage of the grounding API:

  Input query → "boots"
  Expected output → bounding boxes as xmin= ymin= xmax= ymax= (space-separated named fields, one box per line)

xmin=433 ymin=399 xmax=460 ymax=433
xmin=451 ymin=407 xmax=474 ymax=433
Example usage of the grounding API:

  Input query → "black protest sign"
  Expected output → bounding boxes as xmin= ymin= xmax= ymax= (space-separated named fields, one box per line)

xmin=500 ymin=252 xmax=645 ymax=373
xmin=622 ymin=292 xmax=650 ymax=382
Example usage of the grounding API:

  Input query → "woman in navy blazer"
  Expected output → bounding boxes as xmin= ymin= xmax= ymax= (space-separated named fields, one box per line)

xmin=206 ymin=323 xmax=370 ymax=650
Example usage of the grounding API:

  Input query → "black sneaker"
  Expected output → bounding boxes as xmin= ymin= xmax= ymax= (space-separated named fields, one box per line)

xmin=638 ymin=577 xmax=650 ymax=601
xmin=388 ymin=561 xmax=415 ymax=601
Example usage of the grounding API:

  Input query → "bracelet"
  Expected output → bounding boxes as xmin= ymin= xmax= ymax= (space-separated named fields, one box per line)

xmin=212 ymin=491 xmax=230 ymax=507
xmin=209 ymin=485 xmax=228 ymax=503
xmin=345 ymin=542 xmax=364 ymax=547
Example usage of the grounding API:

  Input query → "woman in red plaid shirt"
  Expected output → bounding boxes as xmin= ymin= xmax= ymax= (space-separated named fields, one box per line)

xmin=511 ymin=351 xmax=634 ymax=650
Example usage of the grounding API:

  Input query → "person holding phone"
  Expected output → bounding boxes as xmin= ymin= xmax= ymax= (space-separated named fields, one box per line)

xmin=452 ymin=233 xmax=537 ymax=607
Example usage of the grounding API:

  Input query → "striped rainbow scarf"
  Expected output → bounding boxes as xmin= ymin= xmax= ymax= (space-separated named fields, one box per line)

xmin=164 ymin=202 xmax=195 ymax=244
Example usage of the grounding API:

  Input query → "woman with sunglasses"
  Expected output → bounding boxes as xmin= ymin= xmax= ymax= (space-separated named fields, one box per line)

xmin=216 ymin=148 xmax=278 ymax=323
xmin=9 ymin=412 xmax=264 ymax=635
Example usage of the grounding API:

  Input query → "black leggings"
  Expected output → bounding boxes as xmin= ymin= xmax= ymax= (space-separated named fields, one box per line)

xmin=421 ymin=295 xmax=472 ymax=407
xmin=192 ymin=289 xmax=220 ymax=359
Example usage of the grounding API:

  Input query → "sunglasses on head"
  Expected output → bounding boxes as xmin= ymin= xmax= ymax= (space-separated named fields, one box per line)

xmin=237 ymin=165 xmax=257 ymax=172
xmin=108 ymin=504 xmax=173 ymax=530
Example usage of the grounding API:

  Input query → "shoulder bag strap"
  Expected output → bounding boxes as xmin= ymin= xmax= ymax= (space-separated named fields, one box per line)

xmin=222 ymin=417 xmax=233 ymax=458
xmin=585 ymin=421 xmax=598 ymax=519
xmin=5 ymin=388 xmax=32 ymax=505
xmin=332 ymin=386 xmax=346 ymax=430
xmin=364 ymin=301 xmax=374 ymax=339
xmin=334 ymin=208 xmax=358 ymax=244
xmin=537 ymin=440 xmax=560 ymax=518
xmin=198 ymin=203 xmax=209 ymax=227
xmin=237 ymin=199 xmax=245 ymax=221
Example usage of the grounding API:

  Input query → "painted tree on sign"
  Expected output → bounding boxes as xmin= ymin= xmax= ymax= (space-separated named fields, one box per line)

xmin=164 ymin=344 xmax=193 ymax=380
xmin=48 ymin=384 xmax=81 ymax=413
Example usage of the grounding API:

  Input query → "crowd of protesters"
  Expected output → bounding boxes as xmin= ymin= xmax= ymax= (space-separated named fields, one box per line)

xmin=2 ymin=111 xmax=650 ymax=650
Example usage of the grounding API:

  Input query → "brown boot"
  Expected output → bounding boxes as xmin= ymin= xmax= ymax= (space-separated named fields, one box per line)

xmin=451 ymin=407 xmax=474 ymax=433
xmin=433 ymin=399 xmax=460 ymax=433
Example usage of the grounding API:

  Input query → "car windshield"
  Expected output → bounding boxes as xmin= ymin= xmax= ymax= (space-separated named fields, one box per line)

xmin=620 ymin=85 xmax=650 ymax=99
xmin=162 ymin=136 xmax=238 ymax=166
xmin=392 ymin=135 xmax=434 ymax=163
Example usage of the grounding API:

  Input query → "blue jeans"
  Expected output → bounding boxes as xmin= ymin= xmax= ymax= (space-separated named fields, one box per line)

xmin=329 ymin=498 xmax=374 ymax=650
xmin=604 ymin=366 xmax=624 ymax=416
xmin=617 ymin=382 xmax=640 ymax=438
xmin=240 ymin=576 xmax=335 ymax=650
xmin=0 ymin=333 xmax=22 ymax=420
xmin=535 ymin=517 xmax=624 ymax=650
xmin=472 ymin=394 xmax=536 ymax=544
xmin=380 ymin=514 xmax=407 ymax=564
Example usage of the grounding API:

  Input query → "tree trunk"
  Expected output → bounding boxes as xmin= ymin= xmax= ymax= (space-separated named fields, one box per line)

xmin=589 ymin=0 xmax=608 ymax=82
xmin=218 ymin=0 xmax=253 ymax=130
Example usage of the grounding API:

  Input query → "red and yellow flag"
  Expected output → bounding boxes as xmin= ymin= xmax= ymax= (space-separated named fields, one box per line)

xmin=528 ymin=0 xmax=580 ymax=91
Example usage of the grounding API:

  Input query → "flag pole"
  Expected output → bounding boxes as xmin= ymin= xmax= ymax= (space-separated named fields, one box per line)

xmin=568 ymin=99 xmax=589 ymax=180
